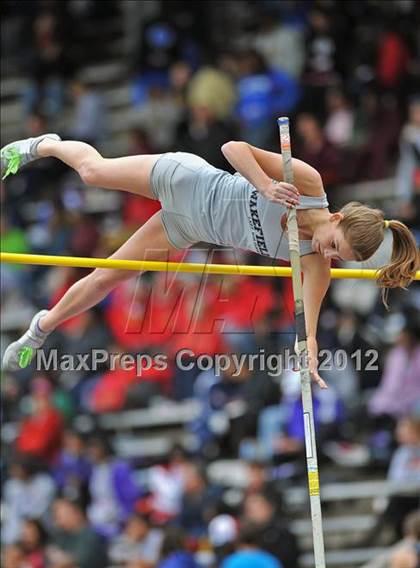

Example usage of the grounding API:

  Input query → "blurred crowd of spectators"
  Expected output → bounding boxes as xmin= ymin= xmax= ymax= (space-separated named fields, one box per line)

xmin=1 ymin=1 xmax=420 ymax=567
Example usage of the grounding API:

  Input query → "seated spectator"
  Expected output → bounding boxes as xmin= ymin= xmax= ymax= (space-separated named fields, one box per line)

xmin=15 ymin=375 xmax=64 ymax=465
xmin=22 ymin=12 xmax=71 ymax=117
xmin=177 ymin=462 xmax=220 ymax=538
xmin=363 ymin=414 xmax=420 ymax=547
xmin=369 ymin=316 xmax=420 ymax=420
xmin=146 ymin=444 xmax=188 ymax=524
xmin=169 ymin=60 xmax=193 ymax=105
xmin=108 ymin=513 xmax=163 ymax=567
xmin=301 ymin=7 xmax=339 ymax=113
xmin=362 ymin=509 xmax=420 ymax=568
xmin=242 ymin=490 xmax=300 ymax=568
xmin=49 ymin=310 xmax=111 ymax=398
xmin=321 ymin=309 xmax=375 ymax=395
xmin=295 ymin=112 xmax=343 ymax=189
xmin=176 ymin=102 xmax=237 ymax=171
xmin=350 ymin=90 xmax=379 ymax=152
xmin=133 ymin=85 xmax=183 ymax=151
xmin=208 ymin=514 xmax=238 ymax=566
xmin=256 ymin=370 xmax=345 ymax=464
xmin=214 ymin=276 xmax=276 ymax=339
xmin=186 ymin=66 xmax=237 ymax=122
xmin=20 ymin=519 xmax=48 ymax=568
xmin=0 ymin=212 xmax=30 ymax=257
xmin=0 ymin=213 xmax=31 ymax=297
xmin=324 ymin=88 xmax=354 ymax=147
xmin=68 ymin=80 xmax=105 ymax=145
xmin=1 ymin=373 xmax=23 ymax=423
xmin=2 ymin=543 xmax=29 ymax=568
xmin=2 ymin=458 xmax=55 ymax=544
xmin=52 ymin=430 xmax=91 ymax=505
xmin=189 ymin=355 xmax=244 ymax=455
xmin=86 ymin=435 xmax=142 ymax=537
xmin=168 ymin=272 xmax=227 ymax=373
xmin=246 ymin=460 xmax=268 ymax=496
xmin=390 ymin=509 xmax=420 ymax=568
xmin=351 ymin=93 xmax=402 ymax=181
xmin=176 ymin=67 xmax=236 ymax=170
xmin=221 ymin=525 xmax=282 ymax=568
xmin=252 ymin=11 xmax=305 ymax=78
xmin=157 ymin=527 xmax=199 ymax=568
xmin=395 ymin=96 xmax=420 ymax=225
xmin=49 ymin=497 xmax=107 ymax=568
xmin=134 ymin=10 xmax=181 ymax=88
xmin=87 ymin=346 xmax=171 ymax=413
xmin=235 ymin=50 xmax=300 ymax=148
xmin=191 ymin=349 xmax=279 ymax=457
xmin=229 ymin=367 xmax=280 ymax=457
xmin=104 ymin=276 xmax=181 ymax=350
xmin=241 ymin=461 xmax=283 ymax=502
xmin=376 ymin=26 xmax=409 ymax=93
xmin=389 ymin=415 xmax=420 ymax=484
xmin=67 ymin=213 xmax=100 ymax=259
xmin=386 ymin=415 xmax=420 ymax=538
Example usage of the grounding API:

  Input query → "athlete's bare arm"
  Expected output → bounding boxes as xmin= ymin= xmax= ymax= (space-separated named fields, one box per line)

xmin=222 ymin=141 xmax=299 ymax=205
xmin=301 ymin=252 xmax=331 ymax=388
xmin=222 ymin=140 xmax=324 ymax=198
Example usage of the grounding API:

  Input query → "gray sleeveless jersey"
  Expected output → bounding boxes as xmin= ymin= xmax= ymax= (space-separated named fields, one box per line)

xmin=150 ymin=152 xmax=329 ymax=259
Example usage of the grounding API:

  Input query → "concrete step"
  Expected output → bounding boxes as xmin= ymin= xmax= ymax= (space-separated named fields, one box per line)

xmin=1 ymin=99 xmax=24 ymax=123
xmin=112 ymin=432 xmax=195 ymax=459
xmin=291 ymin=514 xmax=375 ymax=536
xmin=301 ymin=547 xmax=388 ymax=567
xmin=78 ymin=60 xmax=127 ymax=85
xmin=286 ymin=479 xmax=420 ymax=505
xmin=0 ymin=77 xmax=27 ymax=99
xmin=98 ymin=400 xmax=201 ymax=430
xmin=103 ymin=83 xmax=132 ymax=108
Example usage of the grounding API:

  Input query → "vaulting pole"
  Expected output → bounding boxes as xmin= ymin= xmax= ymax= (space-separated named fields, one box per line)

xmin=278 ymin=116 xmax=326 ymax=567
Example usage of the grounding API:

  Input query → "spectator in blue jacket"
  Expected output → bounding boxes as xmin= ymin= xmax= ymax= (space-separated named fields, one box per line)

xmin=53 ymin=429 xmax=91 ymax=505
xmin=157 ymin=527 xmax=199 ymax=568
xmin=86 ymin=435 xmax=143 ymax=537
xmin=235 ymin=50 xmax=300 ymax=147
xmin=222 ymin=526 xmax=282 ymax=568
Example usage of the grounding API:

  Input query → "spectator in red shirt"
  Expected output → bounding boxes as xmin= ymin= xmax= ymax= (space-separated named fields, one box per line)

xmin=16 ymin=375 xmax=63 ymax=464
xmin=295 ymin=112 xmax=343 ymax=188
xmin=376 ymin=28 xmax=409 ymax=92
xmin=21 ymin=519 xmax=48 ymax=568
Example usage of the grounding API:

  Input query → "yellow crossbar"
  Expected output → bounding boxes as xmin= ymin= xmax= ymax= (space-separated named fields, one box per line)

xmin=2 ymin=252 xmax=419 ymax=280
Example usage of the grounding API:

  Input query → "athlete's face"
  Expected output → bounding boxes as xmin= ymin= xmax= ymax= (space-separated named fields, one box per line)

xmin=312 ymin=213 xmax=356 ymax=261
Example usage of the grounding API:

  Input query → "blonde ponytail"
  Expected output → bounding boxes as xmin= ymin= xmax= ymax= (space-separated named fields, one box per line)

xmin=377 ymin=220 xmax=419 ymax=306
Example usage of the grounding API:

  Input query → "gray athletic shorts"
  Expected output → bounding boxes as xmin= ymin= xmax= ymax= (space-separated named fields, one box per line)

xmin=150 ymin=151 xmax=212 ymax=249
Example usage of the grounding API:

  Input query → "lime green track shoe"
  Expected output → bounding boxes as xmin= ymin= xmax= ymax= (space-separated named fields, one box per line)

xmin=2 ymin=310 xmax=50 ymax=371
xmin=1 ymin=133 xmax=61 ymax=179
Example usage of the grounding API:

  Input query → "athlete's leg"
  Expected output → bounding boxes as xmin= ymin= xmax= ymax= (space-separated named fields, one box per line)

xmin=2 ymin=212 xmax=180 ymax=370
xmin=37 ymin=138 xmax=161 ymax=198
xmin=40 ymin=211 xmax=176 ymax=331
